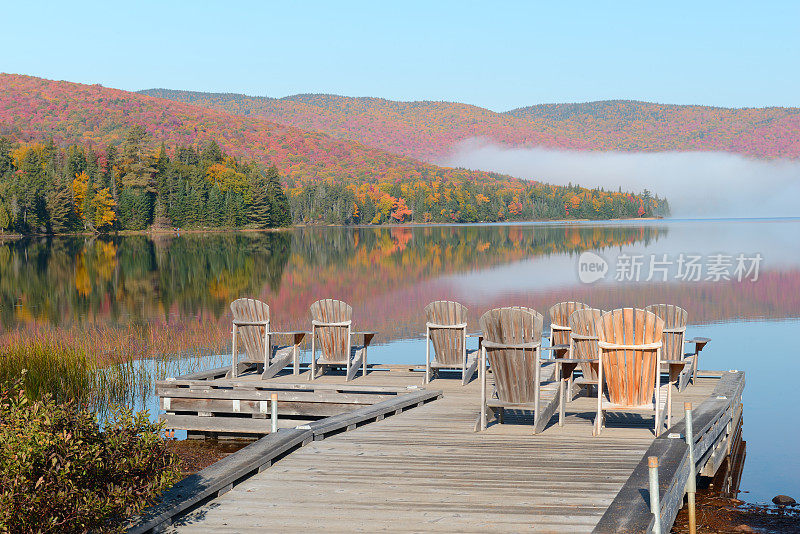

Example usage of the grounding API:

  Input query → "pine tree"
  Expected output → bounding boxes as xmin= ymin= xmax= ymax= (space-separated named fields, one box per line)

xmin=265 ymin=166 xmax=291 ymax=227
xmin=247 ymin=173 xmax=271 ymax=228
xmin=46 ymin=178 xmax=74 ymax=233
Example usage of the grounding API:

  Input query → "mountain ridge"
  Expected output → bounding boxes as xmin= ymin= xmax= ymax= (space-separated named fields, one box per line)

xmin=140 ymin=88 xmax=800 ymax=160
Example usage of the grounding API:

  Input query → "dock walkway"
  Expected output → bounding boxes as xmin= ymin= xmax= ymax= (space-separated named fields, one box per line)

xmin=162 ymin=367 xmax=730 ymax=533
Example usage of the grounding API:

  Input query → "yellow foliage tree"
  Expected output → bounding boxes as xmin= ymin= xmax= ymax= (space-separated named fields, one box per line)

xmin=92 ymin=188 xmax=118 ymax=230
xmin=72 ymin=171 xmax=89 ymax=220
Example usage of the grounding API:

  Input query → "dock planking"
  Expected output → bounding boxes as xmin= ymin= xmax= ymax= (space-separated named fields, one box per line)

xmin=158 ymin=365 xmax=731 ymax=533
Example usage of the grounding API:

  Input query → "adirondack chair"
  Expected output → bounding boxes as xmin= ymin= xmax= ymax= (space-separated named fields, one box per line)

xmin=228 ymin=298 xmax=307 ymax=379
xmin=478 ymin=307 xmax=565 ymax=434
xmin=309 ymin=299 xmax=375 ymax=381
xmin=594 ymin=308 xmax=669 ymax=437
xmin=645 ymin=304 xmax=710 ymax=390
xmin=548 ymin=301 xmax=591 ymax=356
xmin=547 ymin=301 xmax=591 ymax=395
xmin=424 ymin=301 xmax=480 ymax=385
xmin=567 ymin=308 xmax=604 ymax=396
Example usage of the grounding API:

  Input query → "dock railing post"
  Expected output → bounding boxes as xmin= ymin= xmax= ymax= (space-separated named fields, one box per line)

xmin=649 ymin=456 xmax=662 ymax=534
xmin=684 ymin=402 xmax=697 ymax=534
xmin=271 ymin=393 xmax=278 ymax=433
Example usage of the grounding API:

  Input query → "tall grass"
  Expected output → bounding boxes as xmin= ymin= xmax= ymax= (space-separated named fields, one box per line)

xmin=0 ymin=321 xmax=231 ymax=415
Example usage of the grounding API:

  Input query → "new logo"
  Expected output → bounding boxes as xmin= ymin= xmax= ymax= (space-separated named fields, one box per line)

xmin=577 ymin=251 xmax=608 ymax=284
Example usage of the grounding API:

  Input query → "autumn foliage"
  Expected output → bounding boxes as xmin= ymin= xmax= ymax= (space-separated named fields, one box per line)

xmin=0 ymin=74 xmax=668 ymax=228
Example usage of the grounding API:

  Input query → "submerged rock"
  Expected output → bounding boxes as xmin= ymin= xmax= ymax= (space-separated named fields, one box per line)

xmin=772 ymin=494 xmax=797 ymax=506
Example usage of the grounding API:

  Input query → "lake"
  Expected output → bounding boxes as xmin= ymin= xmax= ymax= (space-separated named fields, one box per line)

xmin=1 ymin=218 xmax=798 ymax=504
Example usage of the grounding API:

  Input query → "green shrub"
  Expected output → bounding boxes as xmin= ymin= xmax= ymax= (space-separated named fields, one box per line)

xmin=0 ymin=378 xmax=181 ymax=533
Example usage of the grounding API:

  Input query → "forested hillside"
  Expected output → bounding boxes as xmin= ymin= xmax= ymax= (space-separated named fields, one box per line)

xmin=142 ymin=90 xmax=800 ymax=160
xmin=0 ymin=128 xmax=291 ymax=234
xmin=0 ymin=74 xmax=667 ymax=230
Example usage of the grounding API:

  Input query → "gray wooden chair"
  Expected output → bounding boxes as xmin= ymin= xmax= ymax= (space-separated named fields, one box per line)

xmin=228 ymin=298 xmax=307 ymax=379
xmin=567 ymin=307 xmax=604 ymax=397
xmin=594 ymin=308 xmax=668 ymax=436
xmin=424 ymin=301 xmax=480 ymax=385
xmin=478 ymin=307 xmax=565 ymax=434
xmin=645 ymin=304 xmax=710 ymax=390
xmin=309 ymin=299 xmax=375 ymax=381
xmin=547 ymin=301 xmax=591 ymax=395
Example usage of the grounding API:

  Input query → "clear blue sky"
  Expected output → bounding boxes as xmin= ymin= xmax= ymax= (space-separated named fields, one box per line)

xmin=1 ymin=1 xmax=798 ymax=111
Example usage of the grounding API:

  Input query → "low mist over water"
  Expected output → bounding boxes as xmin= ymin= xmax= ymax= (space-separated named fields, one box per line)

xmin=446 ymin=140 xmax=800 ymax=218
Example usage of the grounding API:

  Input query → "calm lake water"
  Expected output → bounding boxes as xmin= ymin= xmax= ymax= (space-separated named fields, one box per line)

xmin=1 ymin=218 xmax=798 ymax=504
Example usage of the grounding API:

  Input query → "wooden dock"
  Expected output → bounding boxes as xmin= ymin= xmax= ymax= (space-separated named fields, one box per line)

xmin=133 ymin=364 xmax=744 ymax=533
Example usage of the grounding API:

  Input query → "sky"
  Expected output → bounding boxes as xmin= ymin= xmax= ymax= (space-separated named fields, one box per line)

xmin=1 ymin=1 xmax=799 ymax=111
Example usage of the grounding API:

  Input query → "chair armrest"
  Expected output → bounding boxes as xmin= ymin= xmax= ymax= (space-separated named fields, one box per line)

xmin=466 ymin=332 xmax=483 ymax=338
xmin=685 ymin=337 xmax=711 ymax=353
xmin=662 ymin=359 xmax=689 ymax=365
xmin=352 ymin=331 xmax=376 ymax=346
xmin=269 ymin=331 xmax=309 ymax=345
xmin=233 ymin=320 xmax=270 ymax=327
xmin=543 ymin=344 xmax=570 ymax=351
xmin=554 ymin=358 xmax=598 ymax=364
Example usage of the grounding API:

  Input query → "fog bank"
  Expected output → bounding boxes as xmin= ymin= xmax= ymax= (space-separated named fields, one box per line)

xmin=445 ymin=140 xmax=800 ymax=218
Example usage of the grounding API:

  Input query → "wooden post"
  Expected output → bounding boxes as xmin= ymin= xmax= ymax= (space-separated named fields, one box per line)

xmin=533 ymin=346 xmax=541 ymax=428
xmin=685 ymin=402 xmax=697 ymax=534
xmin=271 ymin=393 xmax=278 ymax=433
xmin=648 ymin=456 xmax=661 ymax=534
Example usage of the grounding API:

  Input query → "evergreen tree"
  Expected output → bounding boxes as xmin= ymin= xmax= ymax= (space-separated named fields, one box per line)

xmin=265 ymin=166 xmax=291 ymax=227
xmin=247 ymin=173 xmax=271 ymax=228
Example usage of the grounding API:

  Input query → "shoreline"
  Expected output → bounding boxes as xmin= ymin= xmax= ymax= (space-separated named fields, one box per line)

xmin=4 ymin=215 xmax=799 ymax=240
xmin=0 ymin=216 xmax=662 ymax=239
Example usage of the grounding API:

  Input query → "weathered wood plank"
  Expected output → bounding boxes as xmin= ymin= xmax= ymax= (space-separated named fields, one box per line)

xmin=127 ymin=428 xmax=311 ymax=534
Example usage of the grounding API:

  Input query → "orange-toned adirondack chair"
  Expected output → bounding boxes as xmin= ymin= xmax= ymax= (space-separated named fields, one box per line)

xmin=567 ymin=308 xmax=604 ymax=395
xmin=309 ymin=299 xmax=375 ymax=381
xmin=424 ymin=301 xmax=480 ymax=385
xmin=229 ymin=298 xmax=307 ymax=379
xmin=594 ymin=308 xmax=668 ymax=436
xmin=478 ymin=307 xmax=564 ymax=434
xmin=645 ymin=304 xmax=710 ymax=391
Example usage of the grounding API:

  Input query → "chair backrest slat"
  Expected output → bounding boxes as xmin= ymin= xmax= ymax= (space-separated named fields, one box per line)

xmin=479 ymin=307 xmax=543 ymax=404
xmin=548 ymin=301 xmax=590 ymax=345
xmin=425 ymin=301 xmax=467 ymax=366
xmin=645 ymin=304 xmax=688 ymax=361
xmin=597 ymin=308 xmax=664 ymax=406
xmin=230 ymin=298 xmax=270 ymax=362
xmin=568 ymin=308 xmax=604 ymax=381
xmin=310 ymin=299 xmax=353 ymax=363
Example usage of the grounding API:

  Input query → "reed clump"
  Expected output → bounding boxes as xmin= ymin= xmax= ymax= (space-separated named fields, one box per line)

xmin=0 ymin=322 xmax=230 ymax=413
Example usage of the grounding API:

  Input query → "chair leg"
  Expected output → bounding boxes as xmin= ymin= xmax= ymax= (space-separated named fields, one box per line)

xmin=425 ymin=328 xmax=431 ymax=384
xmin=309 ymin=335 xmax=316 ymax=381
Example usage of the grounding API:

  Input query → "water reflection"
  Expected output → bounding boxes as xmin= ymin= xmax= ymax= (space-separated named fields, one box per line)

xmin=1 ymin=218 xmax=799 ymax=503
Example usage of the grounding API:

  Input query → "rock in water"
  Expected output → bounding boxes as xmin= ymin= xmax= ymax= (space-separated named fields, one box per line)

xmin=772 ymin=495 xmax=796 ymax=506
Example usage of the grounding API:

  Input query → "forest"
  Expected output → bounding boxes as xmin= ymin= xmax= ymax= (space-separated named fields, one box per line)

xmin=0 ymin=75 xmax=669 ymax=232
xmin=287 ymin=173 xmax=667 ymax=224
xmin=0 ymin=127 xmax=291 ymax=234
xmin=145 ymin=89 xmax=800 ymax=161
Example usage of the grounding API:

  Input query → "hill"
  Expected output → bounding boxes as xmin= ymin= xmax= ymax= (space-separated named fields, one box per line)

xmin=141 ymin=90 xmax=800 ymax=160
xmin=0 ymin=74 xmax=666 ymax=226
xmin=507 ymin=100 xmax=800 ymax=159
